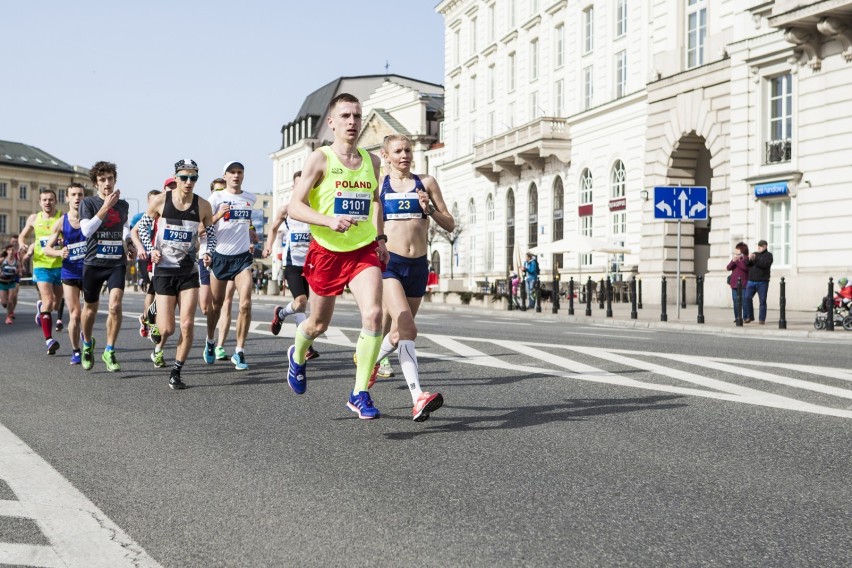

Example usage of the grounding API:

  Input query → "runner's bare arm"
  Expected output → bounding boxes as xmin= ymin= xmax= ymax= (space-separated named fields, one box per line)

xmin=42 ymin=218 xmax=66 ymax=258
xmin=370 ymin=153 xmax=389 ymax=263
xmin=422 ymin=175 xmax=455 ymax=232
xmin=262 ymin=204 xmax=288 ymax=257
xmin=17 ymin=213 xmax=37 ymax=255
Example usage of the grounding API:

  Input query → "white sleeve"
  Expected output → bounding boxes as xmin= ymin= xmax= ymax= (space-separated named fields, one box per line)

xmin=80 ymin=216 xmax=103 ymax=238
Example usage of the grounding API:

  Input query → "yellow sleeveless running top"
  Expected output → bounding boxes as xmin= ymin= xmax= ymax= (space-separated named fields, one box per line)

xmin=33 ymin=211 xmax=62 ymax=269
xmin=309 ymin=146 xmax=378 ymax=252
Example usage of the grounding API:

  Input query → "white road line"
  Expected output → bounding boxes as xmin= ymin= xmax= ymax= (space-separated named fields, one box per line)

xmin=0 ymin=424 xmax=163 ymax=568
xmin=653 ymin=353 xmax=852 ymax=400
xmin=0 ymin=498 xmax=30 ymax=518
xmin=0 ymin=543 xmax=62 ymax=567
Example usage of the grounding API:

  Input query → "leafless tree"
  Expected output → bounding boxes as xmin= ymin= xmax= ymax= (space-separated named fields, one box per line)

xmin=436 ymin=219 xmax=464 ymax=280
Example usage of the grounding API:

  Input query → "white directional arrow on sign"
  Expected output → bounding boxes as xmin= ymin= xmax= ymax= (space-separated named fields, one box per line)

xmin=656 ymin=201 xmax=672 ymax=216
xmin=689 ymin=202 xmax=706 ymax=217
xmin=678 ymin=191 xmax=689 ymax=218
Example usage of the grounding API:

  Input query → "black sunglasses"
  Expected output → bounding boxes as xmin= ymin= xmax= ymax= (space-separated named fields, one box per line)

xmin=177 ymin=175 xmax=199 ymax=182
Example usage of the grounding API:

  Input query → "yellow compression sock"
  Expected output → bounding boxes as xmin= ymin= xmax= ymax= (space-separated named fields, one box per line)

xmin=354 ymin=328 xmax=383 ymax=393
xmin=293 ymin=325 xmax=314 ymax=365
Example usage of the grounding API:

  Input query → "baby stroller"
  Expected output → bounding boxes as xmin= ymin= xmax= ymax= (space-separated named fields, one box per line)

xmin=814 ymin=293 xmax=852 ymax=330
xmin=509 ymin=272 xmax=522 ymax=310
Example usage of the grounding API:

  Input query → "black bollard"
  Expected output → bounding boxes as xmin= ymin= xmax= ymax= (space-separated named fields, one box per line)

xmin=826 ymin=277 xmax=835 ymax=331
xmin=696 ymin=275 xmax=705 ymax=324
xmin=598 ymin=279 xmax=605 ymax=309
xmin=779 ymin=276 xmax=787 ymax=329
xmin=630 ymin=276 xmax=638 ymax=319
xmin=606 ymin=276 xmax=613 ymax=318
xmin=638 ymin=278 xmax=643 ymax=310
xmin=568 ymin=277 xmax=575 ymax=316
xmin=520 ymin=278 xmax=527 ymax=312
xmin=585 ymin=277 xmax=593 ymax=316
xmin=551 ymin=278 xmax=559 ymax=314
xmin=661 ymin=276 xmax=668 ymax=322
xmin=535 ymin=279 xmax=542 ymax=313
xmin=735 ymin=277 xmax=743 ymax=326
xmin=681 ymin=277 xmax=687 ymax=309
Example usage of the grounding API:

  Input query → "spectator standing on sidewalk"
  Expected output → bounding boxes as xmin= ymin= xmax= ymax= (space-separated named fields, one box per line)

xmin=523 ymin=252 xmax=539 ymax=309
xmin=726 ymin=242 xmax=749 ymax=323
xmin=744 ymin=239 xmax=773 ymax=324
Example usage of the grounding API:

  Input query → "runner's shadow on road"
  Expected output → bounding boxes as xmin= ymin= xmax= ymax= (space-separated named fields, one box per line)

xmin=383 ymin=394 xmax=687 ymax=441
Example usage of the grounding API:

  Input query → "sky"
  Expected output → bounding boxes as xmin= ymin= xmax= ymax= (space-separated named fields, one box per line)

xmin=3 ymin=1 xmax=445 ymax=214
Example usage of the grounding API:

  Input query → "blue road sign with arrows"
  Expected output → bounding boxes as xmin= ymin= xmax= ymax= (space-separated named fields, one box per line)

xmin=653 ymin=186 xmax=708 ymax=220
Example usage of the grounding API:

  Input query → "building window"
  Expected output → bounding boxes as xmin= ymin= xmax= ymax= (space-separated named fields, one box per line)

xmin=766 ymin=73 xmax=793 ymax=164
xmin=453 ymin=28 xmax=461 ymax=66
xmin=470 ymin=119 xmax=478 ymax=151
xmin=506 ymin=188 xmax=516 ymax=270
xmin=0 ymin=182 xmax=6 ymax=199
xmin=488 ymin=110 xmax=496 ymax=137
xmin=583 ymin=66 xmax=594 ymax=110
xmin=19 ymin=215 xmax=28 ymax=232
xmin=453 ymin=85 xmax=460 ymax=119
xmin=554 ymin=24 xmax=565 ymax=69
xmin=57 ymin=189 xmax=65 ymax=204
xmin=686 ymin=0 xmax=706 ymax=69
xmin=530 ymin=0 xmax=539 ymax=14
xmin=508 ymin=1 xmax=516 ymax=29
xmin=581 ymin=216 xmax=593 ymax=265
xmin=508 ymin=52 xmax=516 ymax=92
xmin=530 ymin=91 xmax=540 ymax=119
xmin=487 ymin=3 xmax=496 ymax=43
xmin=485 ymin=194 xmax=495 ymax=271
xmin=530 ymin=38 xmax=539 ymax=81
xmin=470 ymin=75 xmax=477 ymax=111
xmin=552 ymin=176 xmax=564 ymax=269
xmin=470 ymin=16 xmax=477 ymax=54
xmin=19 ymin=185 xmax=28 ymax=201
xmin=615 ymin=50 xmax=627 ymax=98
xmin=0 ymin=214 xmax=6 ymax=234
xmin=528 ymin=183 xmax=539 ymax=249
xmin=611 ymin=211 xmax=626 ymax=235
xmin=554 ymin=79 xmax=564 ymax=116
xmin=488 ymin=64 xmax=495 ymax=102
xmin=611 ymin=160 xmax=626 ymax=198
xmin=580 ymin=168 xmax=593 ymax=205
xmin=766 ymin=200 xmax=791 ymax=266
xmin=507 ymin=100 xmax=515 ymax=128
xmin=616 ymin=0 xmax=627 ymax=37
xmin=583 ymin=6 xmax=594 ymax=54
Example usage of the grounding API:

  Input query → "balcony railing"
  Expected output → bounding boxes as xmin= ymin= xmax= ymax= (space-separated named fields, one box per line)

xmin=765 ymin=138 xmax=791 ymax=164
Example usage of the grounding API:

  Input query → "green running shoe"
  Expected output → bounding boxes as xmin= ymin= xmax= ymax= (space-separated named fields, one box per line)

xmin=215 ymin=346 xmax=227 ymax=360
xmin=81 ymin=338 xmax=96 ymax=371
xmin=101 ymin=350 xmax=121 ymax=372
xmin=151 ymin=349 xmax=165 ymax=368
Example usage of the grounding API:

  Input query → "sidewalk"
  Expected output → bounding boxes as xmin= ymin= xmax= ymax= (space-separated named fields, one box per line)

xmin=416 ymin=296 xmax=851 ymax=340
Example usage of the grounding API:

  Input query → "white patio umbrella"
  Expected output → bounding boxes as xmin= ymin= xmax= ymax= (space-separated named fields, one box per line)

xmin=528 ymin=234 xmax=634 ymax=256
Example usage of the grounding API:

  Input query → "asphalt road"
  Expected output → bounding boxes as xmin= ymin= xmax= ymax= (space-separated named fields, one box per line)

xmin=1 ymin=287 xmax=851 ymax=567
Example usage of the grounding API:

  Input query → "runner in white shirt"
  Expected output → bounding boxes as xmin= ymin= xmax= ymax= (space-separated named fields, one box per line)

xmin=262 ymin=170 xmax=318 ymax=360
xmin=203 ymin=161 xmax=257 ymax=370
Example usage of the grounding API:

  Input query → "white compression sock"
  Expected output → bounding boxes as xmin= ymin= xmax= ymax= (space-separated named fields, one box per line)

xmin=397 ymin=340 xmax=422 ymax=402
xmin=294 ymin=312 xmax=307 ymax=325
xmin=376 ymin=334 xmax=397 ymax=363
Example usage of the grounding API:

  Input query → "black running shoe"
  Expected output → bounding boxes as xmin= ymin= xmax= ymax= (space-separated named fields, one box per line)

xmin=169 ymin=369 xmax=186 ymax=390
xmin=270 ymin=305 xmax=285 ymax=335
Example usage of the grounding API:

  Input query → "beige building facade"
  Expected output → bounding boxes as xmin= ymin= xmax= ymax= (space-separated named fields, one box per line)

xmin=0 ymin=140 xmax=89 ymax=245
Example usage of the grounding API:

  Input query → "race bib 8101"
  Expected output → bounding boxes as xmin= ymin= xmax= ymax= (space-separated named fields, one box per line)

xmin=333 ymin=191 xmax=370 ymax=221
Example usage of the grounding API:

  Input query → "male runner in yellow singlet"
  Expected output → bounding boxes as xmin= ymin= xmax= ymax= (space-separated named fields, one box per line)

xmin=286 ymin=92 xmax=389 ymax=420
xmin=19 ymin=188 xmax=63 ymax=355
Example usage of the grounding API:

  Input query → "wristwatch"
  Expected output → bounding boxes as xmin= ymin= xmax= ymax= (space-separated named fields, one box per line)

xmin=425 ymin=204 xmax=436 ymax=216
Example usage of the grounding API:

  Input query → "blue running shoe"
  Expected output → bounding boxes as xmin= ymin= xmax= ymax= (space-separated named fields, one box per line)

xmin=202 ymin=341 xmax=215 ymax=364
xmin=231 ymin=351 xmax=249 ymax=371
xmin=35 ymin=300 xmax=43 ymax=326
xmin=69 ymin=351 xmax=81 ymax=365
xmin=46 ymin=338 xmax=59 ymax=355
xmin=287 ymin=345 xmax=306 ymax=394
xmin=346 ymin=391 xmax=380 ymax=420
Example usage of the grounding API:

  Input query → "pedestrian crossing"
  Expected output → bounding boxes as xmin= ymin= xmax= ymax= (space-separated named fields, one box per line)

xmin=253 ymin=319 xmax=852 ymax=420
